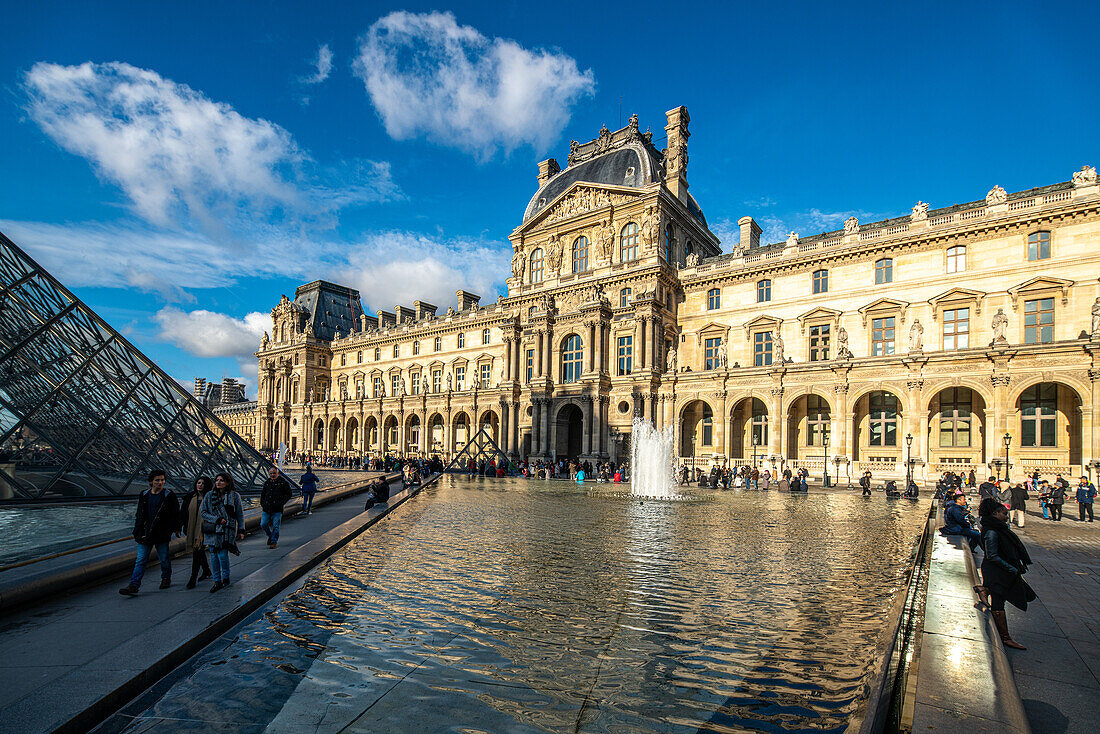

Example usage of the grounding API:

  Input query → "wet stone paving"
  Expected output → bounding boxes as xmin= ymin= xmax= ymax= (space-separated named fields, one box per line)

xmin=108 ymin=477 xmax=929 ymax=733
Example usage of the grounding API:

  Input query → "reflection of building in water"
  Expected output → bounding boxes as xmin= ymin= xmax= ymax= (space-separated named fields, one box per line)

xmin=245 ymin=108 xmax=1100 ymax=482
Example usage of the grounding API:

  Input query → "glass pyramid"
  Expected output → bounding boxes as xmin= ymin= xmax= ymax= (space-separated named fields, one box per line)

xmin=0 ymin=230 xmax=275 ymax=498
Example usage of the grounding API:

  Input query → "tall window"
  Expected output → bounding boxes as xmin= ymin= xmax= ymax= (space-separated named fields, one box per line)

xmin=372 ymin=376 xmax=383 ymax=398
xmin=457 ymin=333 xmax=465 ymax=348
xmin=943 ymin=308 xmax=970 ymax=349
xmin=480 ymin=363 xmax=491 ymax=387
xmin=707 ymin=288 xmax=721 ymax=310
xmin=561 ymin=335 xmax=583 ymax=383
xmin=525 ymin=349 xmax=534 ymax=382
xmin=355 ymin=381 xmax=363 ymax=399
xmin=757 ymin=279 xmax=771 ymax=303
xmin=411 ymin=373 xmax=420 ymax=395
xmin=617 ymin=336 xmax=633 ymax=375
xmin=939 ymin=387 xmax=972 ymax=448
xmin=530 ymin=248 xmax=544 ymax=283
xmin=664 ymin=225 xmax=674 ymax=263
xmin=753 ymin=332 xmax=773 ymax=367
xmin=1024 ymin=298 xmax=1054 ymax=344
xmin=809 ymin=324 xmax=830 ymax=361
xmin=812 ymin=269 xmax=828 ymax=294
xmin=620 ymin=222 xmax=639 ymax=261
xmin=869 ymin=391 xmax=899 ymax=447
xmin=432 ymin=369 xmax=442 ymax=393
xmin=875 ymin=258 xmax=893 ymax=284
xmin=572 ymin=236 xmax=589 ymax=273
xmin=751 ymin=399 xmax=768 ymax=446
xmin=1021 ymin=383 xmax=1057 ymax=447
xmin=528 ymin=306 xmax=537 ymax=321
xmin=620 ymin=287 xmax=632 ymax=307
xmin=482 ymin=328 xmax=490 ymax=345
xmin=946 ymin=246 xmax=966 ymax=273
xmin=872 ymin=317 xmax=895 ymax=356
xmin=454 ymin=365 xmax=465 ymax=390
xmin=433 ymin=337 xmax=441 ymax=352
xmin=705 ymin=337 xmax=723 ymax=370
xmin=413 ymin=341 xmax=420 ymax=356
xmin=341 ymin=354 xmax=347 ymax=366
xmin=393 ymin=344 xmax=399 ymax=358
xmin=1027 ymin=231 xmax=1050 ymax=261
xmin=391 ymin=374 xmax=400 ymax=396
xmin=807 ymin=395 xmax=831 ymax=446
xmin=374 ymin=347 xmax=381 ymax=360
xmin=357 ymin=350 xmax=362 ymax=363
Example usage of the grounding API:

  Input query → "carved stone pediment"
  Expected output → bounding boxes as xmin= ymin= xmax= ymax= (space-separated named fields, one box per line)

xmin=858 ymin=297 xmax=909 ymax=326
xmin=928 ymin=287 xmax=986 ymax=319
xmin=1008 ymin=276 xmax=1073 ymax=309
xmin=797 ymin=307 xmax=842 ymax=334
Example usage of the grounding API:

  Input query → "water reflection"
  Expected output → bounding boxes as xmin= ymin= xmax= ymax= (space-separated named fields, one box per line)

xmin=120 ymin=477 xmax=927 ymax=733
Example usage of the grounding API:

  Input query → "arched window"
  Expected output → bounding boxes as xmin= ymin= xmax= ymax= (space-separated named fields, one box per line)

xmin=757 ymin=279 xmax=771 ymax=303
xmin=812 ymin=269 xmax=829 ymax=294
xmin=357 ymin=350 xmax=362 ymax=363
xmin=374 ymin=347 xmax=380 ymax=360
xmin=572 ymin=236 xmax=589 ymax=273
xmin=530 ymin=248 xmax=544 ymax=283
xmin=393 ymin=344 xmax=399 ymax=358
xmin=875 ymin=258 xmax=893 ymax=284
xmin=751 ymin=399 xmax=768 ymax=446
xmin=457 ymin=333 xmax=465 ymax=348
xmin=561 ymin=334 xmax=583 ymax=384
xmin=620 ymin=222 xmax=639 ymax=261
xmin=946 ymin=246 xmax=966 ymax=273
xmin=707 ymin=288 xmax=721 ymax=310
xmin=482 ymin=328 xmax=490 ymax=344
xmin=1021 ymin=384 xmax=1057 ymax=447
xmin=619 ymin=287 xmax=632 ymax=307
xmin=869 ymin=391 xmax=899 ymax=446
xmin=664 ymin=224 xmax=674 ymax=262
xmin=1028 ymin=231 xmax=1051 ymax=261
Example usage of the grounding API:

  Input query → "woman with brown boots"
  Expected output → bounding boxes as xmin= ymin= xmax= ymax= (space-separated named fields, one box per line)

xmin=974 ymin=497 xmax=1036 ymax=650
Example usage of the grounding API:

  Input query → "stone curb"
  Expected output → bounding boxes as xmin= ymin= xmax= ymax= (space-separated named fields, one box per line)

xmin=0 ymin=472 xmax=400 ymax=615
xmin=51 ymin=471 xmax=437 ymax=734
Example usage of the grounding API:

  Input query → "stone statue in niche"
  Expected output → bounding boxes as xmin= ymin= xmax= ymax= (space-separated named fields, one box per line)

xmin=909 ymin=319 xmax=924 ymax=352
xmin=911 ymin=201 xmax=929 ymax=221
xmin=511 ymin=250 xmax=525 ymax=279
xmin=546 ymin=235 xmax=563 ymax=274
xmin=446 ymin=373 xmax=453 ymax=391
xmin=1091 ymin=297 xmax=1100 ymax=337
xmin=716 ymin=342 xmax=727 ymax=368
xmin=666 ymin=348 xmax=678 ymax=373
xmin=991 ymin=308 xmax=1009 ymax=345
xmin=985 ymin=185 xmax=1008 ymax=205
xmin=773 ymin=333 xmax=786 ymax=364
xmin=836 ymin=326 xmax=852 ymax=359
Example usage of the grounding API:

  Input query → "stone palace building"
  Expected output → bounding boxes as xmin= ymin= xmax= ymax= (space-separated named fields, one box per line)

xmin=226 ymin=107 xmax=1100 ymax=483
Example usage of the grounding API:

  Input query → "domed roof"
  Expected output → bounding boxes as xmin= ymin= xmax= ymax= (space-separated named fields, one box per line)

xmin=523 ymin=142 xmax=661 ymax=222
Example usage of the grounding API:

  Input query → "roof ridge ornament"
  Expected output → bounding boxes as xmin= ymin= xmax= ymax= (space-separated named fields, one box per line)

xmin=566 ymin=115 xmax=648 ymax=166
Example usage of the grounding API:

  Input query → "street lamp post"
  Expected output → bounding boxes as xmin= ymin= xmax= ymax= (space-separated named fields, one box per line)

xmin=823 ymin=427 xmax=831 ymax=488
xmin=752 ymin=434 xmax=760 ymax=468
xmin=905 ymin=433 xmax=914 ymax=493
xmin=1003 ymin=432 xmax=1011 ymax=482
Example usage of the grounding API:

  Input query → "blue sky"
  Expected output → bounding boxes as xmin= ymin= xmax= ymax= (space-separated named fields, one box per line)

xmin=1 ymin=1 xmax=1097 ymax=396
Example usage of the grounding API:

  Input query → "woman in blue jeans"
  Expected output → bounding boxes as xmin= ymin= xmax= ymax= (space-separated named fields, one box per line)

xmin=201 ymin=472 xmax=244 ymax=593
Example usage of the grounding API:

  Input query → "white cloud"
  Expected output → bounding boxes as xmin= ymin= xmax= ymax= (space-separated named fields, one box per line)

xmin=353 ymin=11 xmax=595 ymax=158
xmin=153 ymin=307 xmax=268 ymax=360
xmin=302 ymin=44 xmax=334 ymax=84
xmin=23 ymin=61 xmax=396 ymax=235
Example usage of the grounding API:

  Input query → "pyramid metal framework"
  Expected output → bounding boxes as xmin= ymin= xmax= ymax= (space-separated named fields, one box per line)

xmin=0 ymin=230 xmax=278 ymax=498
xmin=443 ymin=427 xmax=511 ymax=474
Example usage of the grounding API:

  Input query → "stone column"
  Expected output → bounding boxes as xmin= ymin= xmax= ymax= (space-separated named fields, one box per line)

xmin=512 ymin=401 xmax=521 ymax=457
xmin=543 ymin=398 xmax=553 ymax=456
xmin=536 ymin=332 xmax=544 ymax=378
xmin=514 ymin=339 xmax=523 ymax=383
xmin=504 ymin=338 xmax=513 ymax=381
xmin=595 ymin=323 xmax=605 ymax=375
xmin=500 ymin=400 xmax=510 ymax=454
xmin=1090 ymin=368 xmax=1100 ymax=463
xmin=716 ymin=390 xmax=727 ymax=457
xmin=583 ymin=396 xmax=594 ymax=455
xmin=652 ymin=318 xmax=662 ymax=372
xmin=587 ymin=321 xmax=596 ymax=373
xmin=600 ymin=396 xmax=610 ymax=456
xmin=639 ymin=317 xmax=648 ymax=371
xmin=768 ymin=388 xmax=783 ymax=462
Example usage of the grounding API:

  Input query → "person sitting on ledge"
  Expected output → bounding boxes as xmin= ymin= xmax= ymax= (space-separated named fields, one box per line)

xmin=941 ymin=493 xmax=981 ymax=550
xmin=364 ymin=477 xmax=390 ymax=510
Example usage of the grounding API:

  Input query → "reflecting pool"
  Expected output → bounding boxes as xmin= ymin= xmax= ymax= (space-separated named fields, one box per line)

xmin=121 ymin=476 xmax=928 ymax=733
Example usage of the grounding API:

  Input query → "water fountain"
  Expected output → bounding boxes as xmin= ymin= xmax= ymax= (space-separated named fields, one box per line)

xmin=629 ymin=417 xmax=677 ymax=499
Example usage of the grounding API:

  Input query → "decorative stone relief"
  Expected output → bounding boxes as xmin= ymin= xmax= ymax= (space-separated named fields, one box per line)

xmin=593 ymin=219 xmax=614 ymax=262
xmin=844 ymin=216 xmax=859 ymax=234
xmin=546 ymin=235 xmax=563 ymax=275
xmin=546 ymin=187 xmax=625 ymax=223
xmin=985 ymin=185 xmax=1008 ymax=205
xmin=911 ymin=201 xmax=929 ymax=221
xmin=511 ymin=249 xmax=525 ymax=279
xmin=1073 ymin=165 xmax=1097 ymax=185
xmin=786 ymin=232 xmax=799 ymax=248
xmin=685 ymin=252 xmax=699 ymax=267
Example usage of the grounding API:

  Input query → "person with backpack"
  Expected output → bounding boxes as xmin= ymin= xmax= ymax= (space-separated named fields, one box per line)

xmin=260 ymin=466 xmax=293 ymax=549
xmin=119 ymin=469 xmax=181 ymax=596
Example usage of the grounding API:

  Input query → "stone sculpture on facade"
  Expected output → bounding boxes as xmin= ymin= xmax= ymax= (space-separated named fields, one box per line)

xmin=594 ymin=220 xmax=614 ymax=261
xmin=261 ymin=331 xmax=269 ymax=349
xmin=773 ymin=334 xmax=786 ymax=364
xmin=446 ymin=373 xmax=453 ymax=391
xmin=685 ymin=252 xmax=699 ymax=267
xmin=844 ymin=216 xmax=859 ymax=234
xmin=666 ymin=348 xmax=678 ymax=373
xmin=986 ymin=185 xmax=1008 ymax=205
xmin=909 ymin=319 xmax=924 ymax=353
xmin=716 ymin=341 xmax=728 ymax=368
xmin=836 ymin=326 xmax=853 ymax=359
xmin=911 ymin=201 xmax=929 ymax=221
xmin=546 ymin=235 xmax=563 ymax=275
xmin=1091 ymin=297 xmax=1100 ymax=338
xmin=1073 ymin=165 xmax=1097 ymax=185
xmin=511 ymin=250 xmax=525 ymax=279
xmin=991 ymin=308 xmax=1009 ymax=345
xmin=786 ymin=232 xmax=799 ymax=248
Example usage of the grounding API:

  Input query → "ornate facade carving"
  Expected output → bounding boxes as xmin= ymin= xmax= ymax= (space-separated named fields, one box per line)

xmin=985 ymin=185 xmax=1008 ymax=205
xmin=911 ymin=201 xmax=929 ymax=221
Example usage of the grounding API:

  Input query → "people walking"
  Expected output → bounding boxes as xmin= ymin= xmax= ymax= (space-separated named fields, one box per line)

xmin=1009 ymin=482 xmax=1028 ymax=528
xmin=119 ymin=469 xmax=181 ymax=596
xmin=181 ymin=476 xmax=213 ymax=589
xmin=201 ymin=472 xmax=245 ymax=592
xmin=1076 ymin=476 xmax=1096 ymax=522
xmin=260 ymin=466 xmax=293 ymax=549
xmin=859 ymin=471 xmax=872 ymax=497
xmin=300 ymin=463 xmax=319 ymax=515
xmin=974 ymin=498 xmax=1036 ymax=650
xmin=1048 ymin=479 xmax=1066 ymax=521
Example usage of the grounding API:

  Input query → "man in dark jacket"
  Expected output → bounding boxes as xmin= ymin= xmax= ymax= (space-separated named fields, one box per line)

xmin=260 ymin=466 xmax=293 ymax=549
xmin=978 ymin=477 xmax=998 ymax=502
xmin=119 ymin=469 xmax=180 ymax=596
xmin=942 ymin=494 xmax=981 ymax=550
xmin=1009 ymin=483 xmax=1029 ymax=527
xmin=859 ymin=471 xmax=872 ymax=496
xmin=1076 ymin=477 xmax=1096 ymax=522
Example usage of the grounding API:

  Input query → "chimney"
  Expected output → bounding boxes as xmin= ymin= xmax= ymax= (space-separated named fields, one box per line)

xmin=376 ymin=310 xmax=396 ymax=329
xmin=737 ymin=216 xmax=762 ymax=250
xmin=456 ymin=290 xmax=481 ymax=311
xmin=394 ymin=305 xmax=414 ymax=324
xmin=414 ymin=300 xmax=437 ymax=321
xmin=664 ymin=106 xmax=690 ymax=202
xmin=537 ymin=158 xmax=561 ymax=186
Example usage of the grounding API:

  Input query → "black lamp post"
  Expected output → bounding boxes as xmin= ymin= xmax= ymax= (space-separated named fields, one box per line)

xmin=1003 ymin=432 xmax=1011 ymax=482
xmin=905 ymin=433 xmax=914 ymax=492
xmin=823 ymin=427 xmax=831 ymax=488
xmin=752 ymin=434 xmax=760 ymax=468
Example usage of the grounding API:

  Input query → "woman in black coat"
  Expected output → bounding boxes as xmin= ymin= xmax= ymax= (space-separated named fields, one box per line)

xmin=974 ymin=498 xmax=1036 ymax=650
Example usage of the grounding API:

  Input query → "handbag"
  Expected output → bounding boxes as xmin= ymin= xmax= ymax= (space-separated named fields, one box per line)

xmin=201 ymin=519 xmax=218 ymax=534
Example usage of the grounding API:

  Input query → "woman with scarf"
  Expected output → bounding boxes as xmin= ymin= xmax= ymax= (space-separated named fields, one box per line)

xmin=181 ymin=476 xmax=213 ymax=588
xmin=201 ymin=472 xmax=245 ymax=593
xmin=974 ymin=497 xmax=1036 ymax=650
